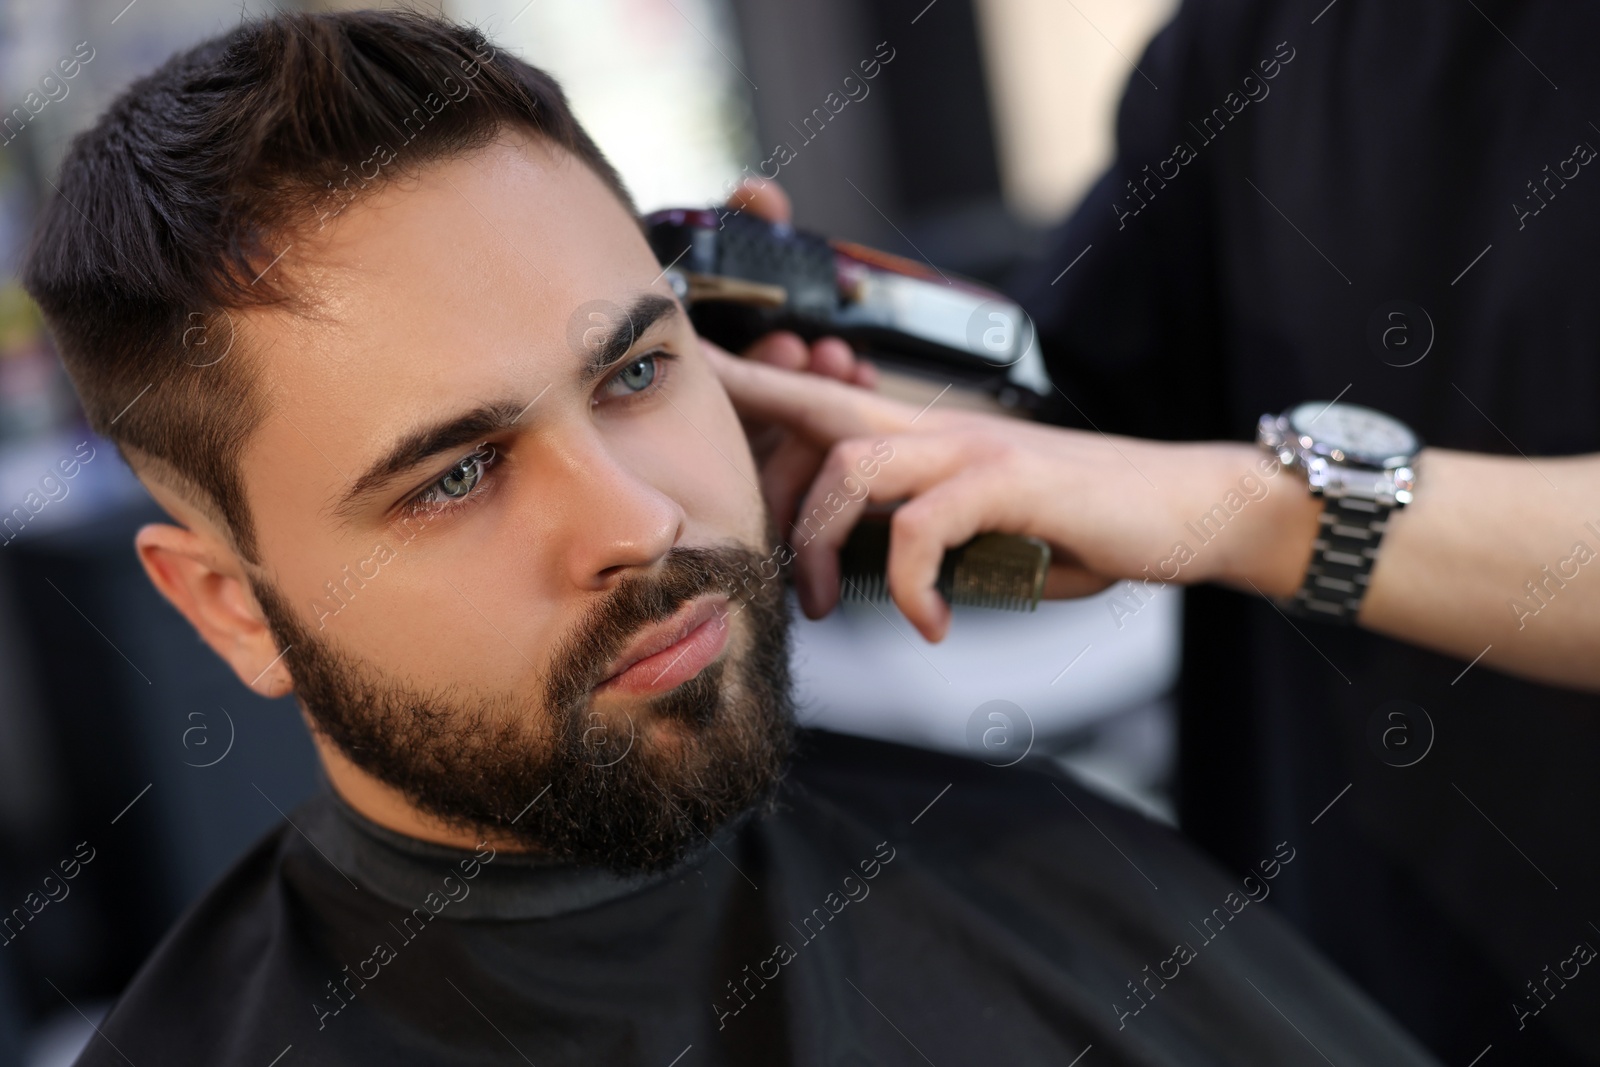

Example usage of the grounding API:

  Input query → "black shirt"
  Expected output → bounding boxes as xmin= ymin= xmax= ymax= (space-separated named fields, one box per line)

xmin=72 ymin=730 xmax=1436 ymax=1065
xmin=1007 ymin=1 xmax=1600 ymax=1062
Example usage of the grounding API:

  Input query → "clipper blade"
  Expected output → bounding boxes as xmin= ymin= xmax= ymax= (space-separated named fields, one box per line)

xmin=836 ymin=515 xmax=1049 ymax=611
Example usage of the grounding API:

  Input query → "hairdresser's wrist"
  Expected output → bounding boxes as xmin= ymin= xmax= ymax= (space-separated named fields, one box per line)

xmin=1186 ymin=441 xmax=1322 ymax=598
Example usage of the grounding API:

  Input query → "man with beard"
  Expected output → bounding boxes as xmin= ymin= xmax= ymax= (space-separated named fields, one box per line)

xmin=25 ymin=10 xmax=1439 ymax=1065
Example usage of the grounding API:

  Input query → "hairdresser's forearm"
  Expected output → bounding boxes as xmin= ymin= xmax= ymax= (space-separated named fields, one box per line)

xmin=1214 ymin=447 xmax=1600 ymax=691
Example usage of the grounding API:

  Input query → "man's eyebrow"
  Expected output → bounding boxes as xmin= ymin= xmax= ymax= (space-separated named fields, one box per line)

xmin=579 ymin=293 xmax=680 ymax=382
xmin=331 ymin=292 xmax=683 ymax=521
xmin=332 ymin=400 xmax=528 ymax=521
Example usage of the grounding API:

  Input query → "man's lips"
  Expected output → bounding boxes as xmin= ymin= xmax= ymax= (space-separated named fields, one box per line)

xmin=595 ymin=594 xmax=732 ymax=696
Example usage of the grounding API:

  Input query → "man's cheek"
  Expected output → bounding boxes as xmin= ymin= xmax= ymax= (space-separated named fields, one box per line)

xmin=675 ymin=363 xmax=767 ymax=528
xmin=694 ymin=345 xmax=760 ymax=473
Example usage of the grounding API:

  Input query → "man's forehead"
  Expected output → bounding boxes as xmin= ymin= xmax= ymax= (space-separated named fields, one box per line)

xmin=243 ymin=140 xmax=656 ymax=422
xmin=260 ymin=135 xmax=652 ymax=370
xmin=234 ymin=136 xmax=669 ymax=516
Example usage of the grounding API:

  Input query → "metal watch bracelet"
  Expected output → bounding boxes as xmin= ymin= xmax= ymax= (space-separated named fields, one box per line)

xmin=1290 ymin=494 xmax=1394 ymax=621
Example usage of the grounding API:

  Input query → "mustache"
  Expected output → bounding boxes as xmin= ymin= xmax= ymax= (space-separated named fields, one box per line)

xmin=542 ymin=543 xmax=763 ymax=711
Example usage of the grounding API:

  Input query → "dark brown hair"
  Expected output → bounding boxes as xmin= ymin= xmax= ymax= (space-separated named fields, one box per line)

xmin=22 ymin=9 xmax=635 ymax=562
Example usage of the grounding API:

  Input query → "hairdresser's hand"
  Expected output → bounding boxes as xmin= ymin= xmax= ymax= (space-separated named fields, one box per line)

xmin=707 ymin=349 xmax=1323 ymax=641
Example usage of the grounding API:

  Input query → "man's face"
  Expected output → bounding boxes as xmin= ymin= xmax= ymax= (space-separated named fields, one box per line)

xmin=233 ymin=131 xmax=794 ymax=873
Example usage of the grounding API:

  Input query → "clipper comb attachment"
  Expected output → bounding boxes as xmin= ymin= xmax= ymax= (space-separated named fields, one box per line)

xmin=836 ymin=514 xmax=1049 ymax=612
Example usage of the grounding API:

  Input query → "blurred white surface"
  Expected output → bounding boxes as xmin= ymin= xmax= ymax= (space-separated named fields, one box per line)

xmin=788 ymin=582 xmax=1182 ymax=770
xmin=449 ymin=0 xmax=756 ymax=213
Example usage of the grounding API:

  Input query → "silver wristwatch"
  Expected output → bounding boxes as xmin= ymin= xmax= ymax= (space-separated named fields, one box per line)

xmin=1257 ymin=401 xmax=1421 ymax=623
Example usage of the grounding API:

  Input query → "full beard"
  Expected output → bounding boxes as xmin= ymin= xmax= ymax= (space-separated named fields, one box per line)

xmin=251 ymin=535 xmax=796 ymax=876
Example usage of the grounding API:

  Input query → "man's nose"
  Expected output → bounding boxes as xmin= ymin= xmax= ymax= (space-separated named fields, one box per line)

xmin=550 ymin=436 xmax=685 ymax=592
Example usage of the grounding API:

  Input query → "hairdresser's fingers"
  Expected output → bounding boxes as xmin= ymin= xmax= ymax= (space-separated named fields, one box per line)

xmin=725 ymin=178 xmax=792 ymax=223
xmin=883 ymin=470 xmax=1037 ymax=640
xmin=740 ymin=329 xmax=874 ymax=390
xmin=705 ymin=340 xmax=935 ymax=441
xmin=740 ymin=329 xmax=810 ymax=371
xmin=786 ymin=432 xmax=1115 ymax=609
xmin=807 ymin=336 xmax=860 ymax=382
xmin=850 ymin=357 xmax=880 ymax=390
xmin=760 ymin=431 xmax=828 ymax=535
xmin=789 ymin=432 xmax=990 ymax=622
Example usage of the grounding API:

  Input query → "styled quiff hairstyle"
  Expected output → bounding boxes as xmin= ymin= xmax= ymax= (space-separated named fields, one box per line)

xmin=22 ymin=9 xmax=635 ymax=562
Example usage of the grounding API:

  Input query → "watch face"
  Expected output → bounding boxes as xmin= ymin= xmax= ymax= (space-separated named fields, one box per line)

xmin=1287 ymin=401 xmax=1418 ymax=466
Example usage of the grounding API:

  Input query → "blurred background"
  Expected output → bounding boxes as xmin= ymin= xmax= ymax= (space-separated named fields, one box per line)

xmin=0 ymin=0 xmax=1178 ymax=1061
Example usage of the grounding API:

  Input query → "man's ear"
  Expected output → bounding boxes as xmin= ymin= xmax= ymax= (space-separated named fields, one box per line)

xmin=133 ymin=523 xmax=294 ymax=698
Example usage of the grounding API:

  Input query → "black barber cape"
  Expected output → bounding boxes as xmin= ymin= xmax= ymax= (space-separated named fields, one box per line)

xmin=73 ymin=730 xmax=1436 ymax=1066
xmin=1005 ymin=1 xmax=1600 ymax=1063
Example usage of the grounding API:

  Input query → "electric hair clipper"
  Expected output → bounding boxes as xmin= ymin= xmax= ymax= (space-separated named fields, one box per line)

xmin=644 ymin=207 xmax=1048 ymax=416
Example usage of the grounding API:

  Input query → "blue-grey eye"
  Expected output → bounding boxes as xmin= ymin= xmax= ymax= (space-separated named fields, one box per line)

xmin=614 ymin=355 xmax=656 ymax=393
xmin=437 ymin=454 xmax=484 ymax=499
